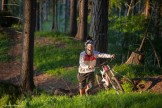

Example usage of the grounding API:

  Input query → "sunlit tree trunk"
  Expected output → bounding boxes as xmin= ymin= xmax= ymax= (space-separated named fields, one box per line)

xmin=144 ymin=0 xmax=149 ymax=19
xmin=2 ymin=0 xmax=8 ymax=11
xmin=21 ymin=0 xmax=36 ymax=92
xmin=70 ymin=0 xmax=77 ymax=36
xmin=75 ymin=0 xmax=88 ymax=41
xmin=127 ymin=0 xmax=133 ymax=16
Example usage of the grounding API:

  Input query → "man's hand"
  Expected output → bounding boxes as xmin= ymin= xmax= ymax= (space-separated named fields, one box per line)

xmin=111 ymin=54 xmax=115 ymax=59
xmin=89 ymin=65 xmax=94 ymax=69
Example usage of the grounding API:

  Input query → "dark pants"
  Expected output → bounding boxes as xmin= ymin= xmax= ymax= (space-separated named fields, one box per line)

xmin=77 ymin=72 xmax=94 ymax=89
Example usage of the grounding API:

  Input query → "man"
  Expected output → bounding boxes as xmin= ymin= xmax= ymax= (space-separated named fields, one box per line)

xmin=77 ymin=38 xmax=115 ymax=95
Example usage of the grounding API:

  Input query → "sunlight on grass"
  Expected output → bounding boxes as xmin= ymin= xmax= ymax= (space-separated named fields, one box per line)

xmin=17 ymin=91 xmax=162 ymax=108
xmin=34 ymin=31 xmax=83 ymax=83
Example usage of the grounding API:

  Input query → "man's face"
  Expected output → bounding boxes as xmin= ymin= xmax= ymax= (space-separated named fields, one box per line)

xmin=86 ymin=44 xmax=93 ymax=55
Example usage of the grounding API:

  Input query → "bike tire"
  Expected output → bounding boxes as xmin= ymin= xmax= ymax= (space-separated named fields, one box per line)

xmin=110 ymin=77 xmax=124 ymax=93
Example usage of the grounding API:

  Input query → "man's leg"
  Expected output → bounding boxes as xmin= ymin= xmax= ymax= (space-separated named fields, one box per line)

xmin=85 ymin=72 xmax=94 ymax=95
xmin=79 ymin=88 xmax=85 ymax=96
xmin=77 ymin=73 xmax=87 ymax=96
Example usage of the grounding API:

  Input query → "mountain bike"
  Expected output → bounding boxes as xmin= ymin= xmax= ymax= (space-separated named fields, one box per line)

xmin=95 ymin=62 xmax=124 ymax=94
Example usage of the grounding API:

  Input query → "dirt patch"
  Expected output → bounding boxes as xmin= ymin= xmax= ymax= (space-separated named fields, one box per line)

xmin=35 ymin=36 xmax=67 ymax=48
xmin=35 ymin=36 xmax=55 ymax=46
xmin=34 ymin=73 xmax=78 ymax=94
xmin=134 ymin=76 xmax=162 ymax=93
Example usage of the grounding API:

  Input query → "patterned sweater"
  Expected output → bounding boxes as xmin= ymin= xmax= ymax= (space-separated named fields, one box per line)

xmin=78 ymin=51 xmax=112 ymax=73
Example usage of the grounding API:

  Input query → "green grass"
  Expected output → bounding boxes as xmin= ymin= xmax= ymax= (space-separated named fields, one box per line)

xmin=34 ymin=31 xmax=83 ymax=83
xmin=0 ymin=32 xmax=12 ymax=62
xmin=17 ymin=91 xmax=162 ymax=108
xmin=113 ymin=64 xmax=161 ymax=79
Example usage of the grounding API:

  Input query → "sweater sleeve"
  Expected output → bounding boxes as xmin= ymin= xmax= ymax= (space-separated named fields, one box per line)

xmin=94 ymin=51 xmax=112 ymax=58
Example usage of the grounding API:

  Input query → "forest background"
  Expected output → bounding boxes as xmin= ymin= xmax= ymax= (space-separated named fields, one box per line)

xmin=0 ymin=0 xmax=162 ymax=107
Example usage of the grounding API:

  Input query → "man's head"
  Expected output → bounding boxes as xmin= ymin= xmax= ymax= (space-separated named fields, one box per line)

xmin=85 ymin=40 xmax=94 ymax=55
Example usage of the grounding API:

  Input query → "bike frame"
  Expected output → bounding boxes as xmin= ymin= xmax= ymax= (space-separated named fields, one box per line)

xmin=96 ymin=63 xmax=124 ymax=94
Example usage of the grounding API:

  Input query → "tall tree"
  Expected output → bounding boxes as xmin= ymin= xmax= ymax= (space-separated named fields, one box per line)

xmin=36 ymin=0 xmax=40 ymax=31
xmin=52 ymin=0 xmax=56 ymax=31
xmin=90 ymin=0 xmax=109 ymax=53
xmin=75 ymin=0 xmax=88 ymax=41
xmin=70 ymin=0 xmax=77 ymax=36
xmin=144 ymin=0 xmax=149 ymax=19
xmin=21 ymin=0 xmax=36 ymax=92
xmin=1 ymin=0 xmax=8 ymax=11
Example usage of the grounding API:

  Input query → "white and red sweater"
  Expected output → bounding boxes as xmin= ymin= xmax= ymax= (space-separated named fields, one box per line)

xmin=78 ymin=51 xmax=113 ymax=73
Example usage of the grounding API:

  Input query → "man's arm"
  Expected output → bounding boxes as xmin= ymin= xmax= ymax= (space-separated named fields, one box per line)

xmin=94 ymin=51 xmax=115 ymax=58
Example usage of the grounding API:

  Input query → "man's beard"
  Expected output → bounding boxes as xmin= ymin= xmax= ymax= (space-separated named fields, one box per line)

xmin=86 ymin=49 xmax=93 ymax=55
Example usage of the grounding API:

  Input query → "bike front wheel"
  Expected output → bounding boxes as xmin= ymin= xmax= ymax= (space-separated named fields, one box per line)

xmin=110 ymin=77 xmax=124 ymax=94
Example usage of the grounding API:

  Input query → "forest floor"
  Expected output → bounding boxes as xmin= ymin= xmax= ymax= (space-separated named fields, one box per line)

xmin=0 ymin=27 xmax=162 ymax=95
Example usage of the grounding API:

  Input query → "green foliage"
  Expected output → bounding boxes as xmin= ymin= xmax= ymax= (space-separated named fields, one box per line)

xmin=122 ymin=80 xmax=134 ymax=92
xmin=113 ymin=64 xmax=161 ymax=79
xmin=0 ymin=95 xmax=10 ymax=107
xmin=109 ymin=14 xmax=162 ymax=67
xmin=0 ymin=82 xmax=21 ymax=106
xmin=108 ymin=15 xmax=147 ymax=63
xmin=11 ymin=24 xmax=23 ymax=32
xmin=0 ymin=32 xmax=12 ymax=62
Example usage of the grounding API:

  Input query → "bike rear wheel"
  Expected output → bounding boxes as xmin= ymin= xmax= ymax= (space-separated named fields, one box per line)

xmin=110 ymin=77 xmax=124 ymax=93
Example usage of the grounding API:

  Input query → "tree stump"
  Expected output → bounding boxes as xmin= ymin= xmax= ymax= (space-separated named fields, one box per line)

xmin=125 ymin=51 xmax=144 ymax=65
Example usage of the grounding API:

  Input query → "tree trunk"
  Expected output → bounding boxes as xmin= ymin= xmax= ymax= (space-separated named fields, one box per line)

xmin=2 ymin=0 xmax=8 ymax=11
xmin=70 ymin=0 xmax=77 ymax=36
xmin=43 ymin=0 xmax=48 ymax=21
xmin=125 ymin=51 xmax=143 ymax=64
xmin=144 ymin=0 xmax=149 ymax=19
xmin=57 ymin=0 xmax=61 ymax=32
xmin=75 ymin=0 xmax=88 ymax=41
xmin=21 ymin=0 xmax=36 ymax=92
xmin=127 ymin=0 xmax=133 ymax=16
xmin=39 ymin=0 xmax=43 ymax=30
xmin=52 ymin=0 xmax=56 ymax=31
xmin=18 ymin=0 xmax=23 ymax=23
xmin=55 ymin=0 xmax=58 ymax=31
xmin=62 ymin=0 xmax=66 ymax=32
xmin=89 ymin=0 xmax=109 ymax=53
xmin=36 ymin=1 xmax=40 ymax=31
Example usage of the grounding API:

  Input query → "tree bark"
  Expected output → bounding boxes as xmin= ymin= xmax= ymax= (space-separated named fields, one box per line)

xmin=36 ymin=1 xmax=40 ymax=31
xmin=52 ymin=0 xmax=56 ymax=31
xmin=70 ymin=0 xmax=77 ymax=36
xmin=125 ymin=51 xmax=143 ymax=65
xmin=21 ymin=0 xmax=36 ymax=92
xmin=144 ymin=0 xmax=149 ymax=19
xmin=89 ymin=0 xmax=109 ymax=53
xmin=75 ymin=0 xmax=88 ymax=41
xmin=62 ymin=0 xmax=66 ymax=32
xmin=2 ymin=0 xmax=8 ymax=11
